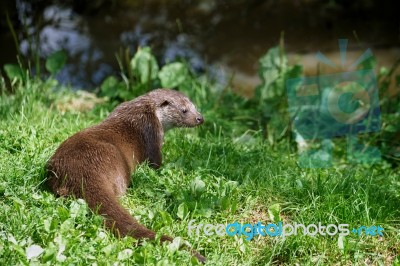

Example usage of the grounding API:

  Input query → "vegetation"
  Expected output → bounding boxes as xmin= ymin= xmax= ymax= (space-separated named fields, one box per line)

xmin=0 ymin=46 xmax=399 ymax=265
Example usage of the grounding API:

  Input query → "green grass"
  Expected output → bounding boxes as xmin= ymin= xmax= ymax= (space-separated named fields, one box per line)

xmin=0 ymin=77 xmax=399 ymax=265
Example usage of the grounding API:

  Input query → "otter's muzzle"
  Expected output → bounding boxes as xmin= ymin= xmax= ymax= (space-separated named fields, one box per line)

xmin=196 ymin=116 xmax=204 ymax=125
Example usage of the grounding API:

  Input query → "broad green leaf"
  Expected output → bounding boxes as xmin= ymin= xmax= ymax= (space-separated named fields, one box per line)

xmin=57 ymin=207 xmax=69 ymax=222
xmin=4 ymin=64 xmax=24 ymax=81
xmin=100 ymin=76 xmax=119 ymax=97
xmin=45 ymin=50 xmax=67 ymax=74
xmin=237 ymin=238 xmax=246 ymax=254
xmin=101 ymin=244 xmax=116 ymax=256
xmin=130 ymin=47 xmax=159 ymax=84
xmin=191 ymin=178 xmax=206 ymax=194
xmin=224 ymin=180 xmax=238 ymax=193
xmin=43 ymin=218 xmax=51 ymax=233
xmin=177 ymin=202 xmax=188 ymax=220
xmin=296 ymin=179 xmax=303 ymax=189
xmin=69 ymin=199 xmax=87 ymax=218
xmin=221 ymin=196 xmax=230 ymax=210
xmin=117 ymin=249 xmax=133 ymax=261
xmin=256 ymin=47 xmax=285 ymax=100
xmin=42 ymin=244 xmax=56 ymax=262
xmin=338 ymin=235 xmax=346 ymax=251
xmin=168 ymin=237 xmax=183 ymax=252
xmin=26 ymin=244 xmax=44 ymax=260
xmin=268 ymin=203 xmax=281 ymax=223
xmin=158 ymin=62 xmax=188 ymax=88
xmin=158 ymin=210 xmax=173 ymax=225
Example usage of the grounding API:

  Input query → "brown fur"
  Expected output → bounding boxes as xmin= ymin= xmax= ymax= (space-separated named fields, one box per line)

xmin=46 ymin=89 xmax=206 ymax=262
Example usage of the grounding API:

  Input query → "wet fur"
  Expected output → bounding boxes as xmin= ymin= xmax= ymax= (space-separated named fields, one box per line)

xmin=46 ymin=89 xmax=206 ymax=262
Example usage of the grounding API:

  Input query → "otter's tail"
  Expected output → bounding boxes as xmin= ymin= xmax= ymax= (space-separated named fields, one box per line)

xmin=84 ymin=187 xmax=206 ymax=263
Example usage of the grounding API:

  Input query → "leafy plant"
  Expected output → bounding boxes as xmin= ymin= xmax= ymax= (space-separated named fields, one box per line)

xmin=100 ymin=47 xmax=192 ymax=102
xmin=130 ymin=47 xmax=159 ymax=84
xmin=158 ymin=62 xmax=189 ymax=88
xmin=255 ymin=45 xmax=302 ymax=104
xmin=254 ymin=39 xmax=302 ymax=143
xmin=45 ymin=50 xmax=67 ymax=75
xmin=3 ymin=64 xmax=26 ymax=82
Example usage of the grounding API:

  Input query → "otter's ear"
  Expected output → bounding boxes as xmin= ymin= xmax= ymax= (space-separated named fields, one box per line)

xmin=160 ymin=100 xmax=170 ymax=107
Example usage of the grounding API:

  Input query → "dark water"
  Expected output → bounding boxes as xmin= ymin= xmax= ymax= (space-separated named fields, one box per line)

xmin=1 ymin=0 xmax=399 ymax=91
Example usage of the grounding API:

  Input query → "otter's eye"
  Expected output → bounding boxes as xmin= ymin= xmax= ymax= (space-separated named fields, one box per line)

xmin=182 ymin=108 xmax=187 ymax=114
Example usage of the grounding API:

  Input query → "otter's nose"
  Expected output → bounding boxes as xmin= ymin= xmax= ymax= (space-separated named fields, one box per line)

xmin=196 ymin=116 xmax=204 ymax=124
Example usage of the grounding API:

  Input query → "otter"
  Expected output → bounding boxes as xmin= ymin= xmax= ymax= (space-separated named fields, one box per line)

xmin=46 ymin=89 xmax=206 ymax=262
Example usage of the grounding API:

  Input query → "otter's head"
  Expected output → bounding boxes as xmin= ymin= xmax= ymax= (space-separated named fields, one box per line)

xmin=150 ymin=89 xmax=204 ymax=131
